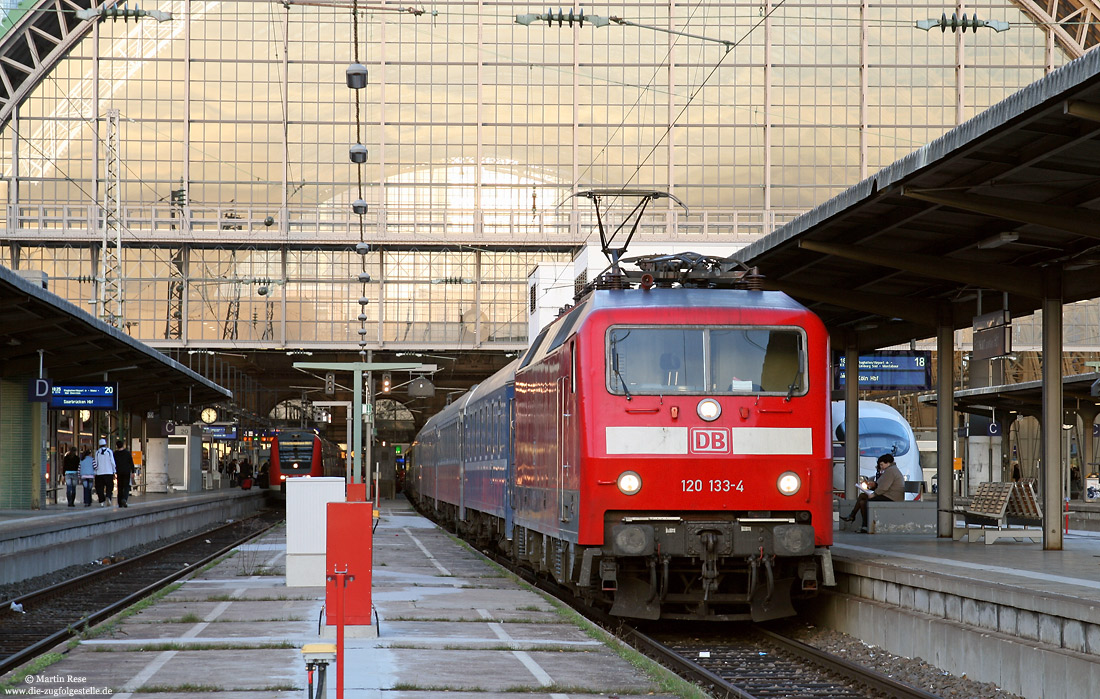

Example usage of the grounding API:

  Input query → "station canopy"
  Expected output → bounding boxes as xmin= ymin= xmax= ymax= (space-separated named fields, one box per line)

xmin=0 ymin=265 xmax=231 ymax=411
xmin=738 ymin=48 xmax=1100 ymax=354
xmin=919 ymin=373 xmax=1100 ymax=420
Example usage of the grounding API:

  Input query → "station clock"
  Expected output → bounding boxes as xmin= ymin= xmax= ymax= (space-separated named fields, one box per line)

xmin=200 ymin=407 xmax=218 ymax=424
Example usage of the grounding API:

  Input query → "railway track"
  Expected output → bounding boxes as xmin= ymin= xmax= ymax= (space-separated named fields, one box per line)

xmin=0 ymin=511 xmax=282 ymax=676
xmin=419 ymin=497 xmax=943 ymax=699
xmin=632 ymin=626 xmax=943 ymax=699
xmin=478 ymin=546 xmax=941 ymax=698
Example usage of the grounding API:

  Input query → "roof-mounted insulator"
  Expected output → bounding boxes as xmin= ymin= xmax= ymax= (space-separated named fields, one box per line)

xmin=743 ymin=267 xmax=765 ymax=290
xmin=596 ymin=272 xmax=625 ymax=290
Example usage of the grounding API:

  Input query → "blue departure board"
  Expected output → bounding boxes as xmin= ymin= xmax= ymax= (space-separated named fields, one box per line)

xmin=202 ymin=424 xmax=238 ymax=440
xmin=48 ymin=383 xmax=119 ymax=409
xmin=835 ymin=351 xmax=931 ymax=390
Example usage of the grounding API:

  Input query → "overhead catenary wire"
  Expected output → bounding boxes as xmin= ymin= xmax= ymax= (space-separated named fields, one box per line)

xmin=572 ymin=0 xmax=791 ymax=253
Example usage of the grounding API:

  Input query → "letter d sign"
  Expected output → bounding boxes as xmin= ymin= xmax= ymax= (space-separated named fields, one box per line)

xmin=28 ymin=378 xmax=51 ymax=402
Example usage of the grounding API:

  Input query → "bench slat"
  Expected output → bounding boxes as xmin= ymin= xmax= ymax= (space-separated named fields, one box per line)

xmin=1006 ymin=482 xmax=1042 ymax=520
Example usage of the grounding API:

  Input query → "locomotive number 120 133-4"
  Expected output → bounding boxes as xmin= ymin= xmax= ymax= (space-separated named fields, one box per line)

xmin=682 ymin=479 xmax=745 ymax=493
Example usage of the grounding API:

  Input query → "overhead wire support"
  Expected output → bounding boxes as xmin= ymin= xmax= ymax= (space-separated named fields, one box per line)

xmin=75 ymin=4 xmax=173 ymax=22
xmin=516 ymin=9 xmax=734 ymax=50
xmin=916 ymin=12 xmax=1010 ymax=33
xmin=99 ymin=108 xmax=123 ymax=329
xmin=608 ymin=16 xmax=735 ymax=51
xmin=279 ymin=1 xmax=429 ymax=12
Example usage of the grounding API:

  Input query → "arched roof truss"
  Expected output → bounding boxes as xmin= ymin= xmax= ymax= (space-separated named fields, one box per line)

xmin=1012 ymin=0 xmax=1100 ymax=57
xmin=0 ymin=0 xmax=96 ymax=127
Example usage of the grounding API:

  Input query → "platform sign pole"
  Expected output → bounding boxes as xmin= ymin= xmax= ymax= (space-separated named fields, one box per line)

xmin=352 ymin=368 xmax=362 ymax=483
xmin=293 ymin=362 xmax=430 ymax=485
xmin=313 ymin=401 xmax=353 ymax=482
xmin=326 ymin=567 xmax=352 ymax=699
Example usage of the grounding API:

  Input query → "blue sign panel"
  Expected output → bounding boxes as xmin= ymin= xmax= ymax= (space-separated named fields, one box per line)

xmin=202 ymin=424 xmax=238 ymax=440
xmin=835 ymin=351 xmax=932 ymax=390
xmin=48 ymin=383 xmax=118 ymax=410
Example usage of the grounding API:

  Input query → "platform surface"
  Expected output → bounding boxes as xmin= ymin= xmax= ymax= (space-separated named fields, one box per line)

xmin=0 ymin=487 xmax=261 ymax=535
xmin=831 ymin=521 xmax=1100 ymax=619
xmin=3 ymin=498 xmax=681 ymax=699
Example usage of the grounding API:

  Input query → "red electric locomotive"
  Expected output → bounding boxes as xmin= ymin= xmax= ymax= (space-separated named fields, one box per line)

xmin=268 ymin=428 xmax=342 ymax=489
xmin=409 ymin=252 xmax=834 ymax=621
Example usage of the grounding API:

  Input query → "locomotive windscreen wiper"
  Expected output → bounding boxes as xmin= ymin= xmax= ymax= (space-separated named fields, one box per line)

xmin=613 ymin=355 xmax=632 ymax=400
xmin=609 ymin=337 xmax=632 ymax=400
xmin=785 ymin=346 xmax=805 ymax=402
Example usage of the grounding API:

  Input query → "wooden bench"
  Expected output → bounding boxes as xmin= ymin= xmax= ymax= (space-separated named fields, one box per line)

xmin=1006 ymin=481 xmax=1043 ymax=529
xmin=953 ymin=481 xmax=1042 ymax=544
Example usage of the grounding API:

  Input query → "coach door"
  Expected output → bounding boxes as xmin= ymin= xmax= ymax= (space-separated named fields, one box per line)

xmin=557 ymin=342 xmax=577 ymax=523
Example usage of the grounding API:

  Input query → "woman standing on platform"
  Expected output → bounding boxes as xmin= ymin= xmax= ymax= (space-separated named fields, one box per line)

xmin=79 ymin=448 xmax=95 ymax=507
xmin=63 ymin=447 xmax=80 ymax=507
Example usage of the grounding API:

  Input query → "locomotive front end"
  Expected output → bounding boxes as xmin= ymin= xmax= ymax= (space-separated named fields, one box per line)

xmin=580 ymin=293 xmax=833 ymax=621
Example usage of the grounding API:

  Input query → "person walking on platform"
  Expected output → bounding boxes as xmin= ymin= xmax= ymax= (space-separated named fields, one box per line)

xmin=93 ymin=438 xmax=117 ymax=507
xmin=79 ymin=448 xmax=95 ymax=506
xmin=63 ymin=447 xmax=80 ymax=507
xmin=113 ymin=440 xmax=135 ymax=508
xmin=841 ymin=453 xmax=905 ymax=533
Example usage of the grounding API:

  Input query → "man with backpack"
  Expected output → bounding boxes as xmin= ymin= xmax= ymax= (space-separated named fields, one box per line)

xmin=93 ymin=438 xmax=117 ymax=507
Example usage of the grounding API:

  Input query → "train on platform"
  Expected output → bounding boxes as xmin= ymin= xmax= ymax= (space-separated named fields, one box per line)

xmin=268 ymin=428 xmax=343 ymax=489
xmin=407 ymin=252 xmax=835 ymax=622
xmin=831 ymin=400 xmax=923 ymax=500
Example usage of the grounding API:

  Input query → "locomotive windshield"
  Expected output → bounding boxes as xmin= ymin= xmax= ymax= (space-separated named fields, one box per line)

xmin=607 ymin=326 xmax=806 ymax=396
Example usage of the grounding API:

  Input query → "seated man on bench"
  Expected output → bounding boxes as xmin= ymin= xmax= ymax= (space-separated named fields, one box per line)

xmin=842 ymin=453 xmax=905 ymax=533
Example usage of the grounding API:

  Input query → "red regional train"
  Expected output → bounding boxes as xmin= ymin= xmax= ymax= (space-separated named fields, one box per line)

xmin=408 ymin=254 xmax=835 ymax=622
xmin=268 ymin=428 xmax=343 ymax=489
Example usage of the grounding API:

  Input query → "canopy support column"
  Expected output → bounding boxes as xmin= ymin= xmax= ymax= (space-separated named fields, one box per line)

xmin=1042 ymin=269 xmax=1063 ymax=550
xmin=937 ymin=317 xmax=955 ymax=537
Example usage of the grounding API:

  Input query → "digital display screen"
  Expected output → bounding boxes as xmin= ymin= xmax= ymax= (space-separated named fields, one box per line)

xmin=202 ymin=424 xmax=238 ymax=440
xmin=48 ymin=383 xmax=118 ymax=410
xmin=835 ymin=351 xmax=931 ymax=390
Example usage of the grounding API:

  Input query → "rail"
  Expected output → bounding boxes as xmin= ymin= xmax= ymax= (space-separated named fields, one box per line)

xmin=624 ymin=626 xmax=944 ymax=699
xmin=0 ymin=512 xmax=280 ymax=675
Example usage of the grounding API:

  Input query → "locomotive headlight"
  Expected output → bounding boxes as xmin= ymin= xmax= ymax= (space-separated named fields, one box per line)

xmin=777 ymin=471 xmax=801 ymax=496
xmin=617 ymin=471 xmax=642 ymax=495
xmin=697 ymin=398 xmax=722 ymax=422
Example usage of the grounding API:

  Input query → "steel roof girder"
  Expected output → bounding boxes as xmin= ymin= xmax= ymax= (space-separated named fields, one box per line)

xmin=1064 ymin=99 xmax=1100 ymax=123
xmin=1010 ymin=0 xmax=1088 ymax=57
xmin=0 ymin=0 xmax=95 ymax=127
xmin=900 ymin=186 xmax=1100 ymax=239
xmin=761 ymin=278 xmax=941 ymax=327
xmin=797 ymin=239 xmax=1044 ymax=298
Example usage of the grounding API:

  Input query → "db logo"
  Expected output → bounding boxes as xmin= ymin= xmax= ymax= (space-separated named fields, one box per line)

xmin=690 ymin=427 xmax=730 ymax=454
